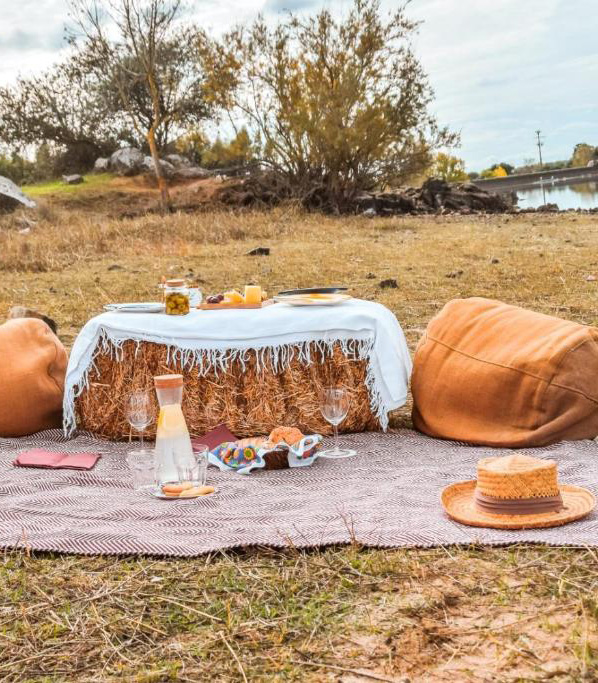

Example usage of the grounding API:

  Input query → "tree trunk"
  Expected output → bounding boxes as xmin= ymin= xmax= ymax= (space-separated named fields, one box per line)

xmin=147 ymin=125 xmax=171 ymax=212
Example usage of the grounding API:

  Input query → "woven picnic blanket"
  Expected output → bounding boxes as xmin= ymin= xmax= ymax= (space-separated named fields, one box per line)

xmin=1 ymin=429 xmax=598 ymax=557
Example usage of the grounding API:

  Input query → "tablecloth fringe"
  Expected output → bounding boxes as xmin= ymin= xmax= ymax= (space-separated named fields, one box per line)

xmin=63 ymin=330 xmax=389 ymax=436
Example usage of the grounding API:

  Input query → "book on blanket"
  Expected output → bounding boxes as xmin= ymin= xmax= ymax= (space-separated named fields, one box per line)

xmin=191 ymin=425 xmax=238 ymax=451
xmin=13 ymin=449 xmax=101 ymax=470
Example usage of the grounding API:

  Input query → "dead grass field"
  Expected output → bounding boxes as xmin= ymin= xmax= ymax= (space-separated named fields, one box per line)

xmin=1 ymin=194 xmax=598 ymax=681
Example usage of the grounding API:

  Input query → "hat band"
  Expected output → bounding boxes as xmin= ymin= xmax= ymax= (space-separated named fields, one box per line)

xmin=474 ymin=490 xmax=564 ymax=516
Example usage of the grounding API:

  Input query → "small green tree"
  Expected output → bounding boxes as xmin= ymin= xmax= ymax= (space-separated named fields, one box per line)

xmin=433 ymin=153 xmax=468 ymax=182
xmin=481 ymin=165 xmax=508 ymax=179
xmin=199 ymin=0 xmax=456 ymax=211
xmin=571 ymin=143 xmax=597 ymax=167
xmin=201 ymin=128 xmax=255 ymax=168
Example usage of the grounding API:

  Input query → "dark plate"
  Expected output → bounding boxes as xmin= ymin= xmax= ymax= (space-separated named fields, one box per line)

xmin=277 ymin=286 xmax=349 ymax=296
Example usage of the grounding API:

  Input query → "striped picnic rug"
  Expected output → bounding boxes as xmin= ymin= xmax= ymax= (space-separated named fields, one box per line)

xmin=1 ymin=429 xmax=598 ymax=557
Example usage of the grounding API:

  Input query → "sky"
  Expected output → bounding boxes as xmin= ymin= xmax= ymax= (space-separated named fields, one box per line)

xmin=0 ymin=0 xmax=596 ymax=171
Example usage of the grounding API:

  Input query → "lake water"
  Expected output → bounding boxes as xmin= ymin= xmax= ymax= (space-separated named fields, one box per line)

xmin=514 ymin=181 xmax=598 ymax=210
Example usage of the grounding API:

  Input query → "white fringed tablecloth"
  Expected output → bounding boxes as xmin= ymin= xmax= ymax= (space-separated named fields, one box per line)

xmin=64 ymin=299 xmax=412 ymax=434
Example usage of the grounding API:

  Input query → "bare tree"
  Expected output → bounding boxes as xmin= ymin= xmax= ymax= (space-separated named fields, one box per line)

xmin=70 ymin=0 xmax=208 ymax=210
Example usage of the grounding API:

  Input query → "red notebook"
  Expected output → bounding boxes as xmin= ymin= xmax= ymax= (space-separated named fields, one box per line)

xmin=192 ymin=425 xmax=238 ymax=451
xmin=13 ymin=449 xmax=101 ymax=470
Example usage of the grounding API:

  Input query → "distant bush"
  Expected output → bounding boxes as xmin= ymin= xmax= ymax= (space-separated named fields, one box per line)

xmin=0 ymin=154 xmax=33 ymax=185
xmin=432 ymin=153 xmax=468 ymax=183
xmin=481 ymin=165 xmax=508 ymax=179
xmin=202 ymin=129 xmax=256 ymax=169
xmin=514 ymin=159 xmax=568 ymax=174
xmin=0 ymin=145 xmax=88 ymax=186
xmin=570 ymin=143 xmax=598 ymax=168
xmin=175 ymin=127 xmax=256 ymax=169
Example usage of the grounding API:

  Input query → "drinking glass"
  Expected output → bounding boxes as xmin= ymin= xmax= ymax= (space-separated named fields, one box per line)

xmin=319 ymin=387 xmax=356 ymax=458
xmin=126 ymin=449 xmax=156 ymax=492
xmin=126 ymin=390 xmax=153 ymax=447
xmin=175 ymin=444 xmax=209 ymax=486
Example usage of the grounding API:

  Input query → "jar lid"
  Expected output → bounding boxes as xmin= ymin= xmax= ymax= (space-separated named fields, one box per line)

xmin=165 ymin=279 xmax=186 ymax=287
xmin=154 ymin=374 xmax=183 ymax=389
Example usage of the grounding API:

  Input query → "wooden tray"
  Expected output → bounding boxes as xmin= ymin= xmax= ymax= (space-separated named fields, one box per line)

xmin=197 ymin=299 xmax=276 ymax=311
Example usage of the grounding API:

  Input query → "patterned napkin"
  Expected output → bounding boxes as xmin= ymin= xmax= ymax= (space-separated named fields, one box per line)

xmin=13 ymin=449 xmax=101 ymax=470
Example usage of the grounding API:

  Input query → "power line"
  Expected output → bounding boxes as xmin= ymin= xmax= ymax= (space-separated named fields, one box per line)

xmin=535 ymin=130 xmax=544 ymax=169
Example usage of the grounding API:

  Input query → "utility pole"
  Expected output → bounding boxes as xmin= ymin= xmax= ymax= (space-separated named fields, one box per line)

xmin=535 ymin=130 xmax=544 ymax=169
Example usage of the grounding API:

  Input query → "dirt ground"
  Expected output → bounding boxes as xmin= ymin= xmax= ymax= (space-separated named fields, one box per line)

xmin=1 ymin=191 xmax=598 ymax=681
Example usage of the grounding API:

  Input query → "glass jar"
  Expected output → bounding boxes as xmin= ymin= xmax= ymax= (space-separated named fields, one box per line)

xmin=164 ymin=279 xmax=190 ymax=315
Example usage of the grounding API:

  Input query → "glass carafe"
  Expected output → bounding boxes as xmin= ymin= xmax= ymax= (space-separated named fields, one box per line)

xmin=153 ymin=374 xmax=194 ymax=485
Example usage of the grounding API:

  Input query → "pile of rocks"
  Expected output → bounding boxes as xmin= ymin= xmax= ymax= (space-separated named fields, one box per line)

xmin=217 ymin=176 xmax=514 ymax=215
xmin=355 ymin=178 xmax=514 ymax=216
xmin=94 ymin=148 xmax=212 ymax=181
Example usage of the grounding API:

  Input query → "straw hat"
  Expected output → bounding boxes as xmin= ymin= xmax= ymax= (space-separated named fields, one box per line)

xmin=442 ymin=453 xmax=595 ymax=530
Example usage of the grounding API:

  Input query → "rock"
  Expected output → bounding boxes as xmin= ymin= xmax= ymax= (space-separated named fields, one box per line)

xmin=379 ymin=278 xmax=398 ymax=289
xmin=62 ymin=174 xmax=84 ymax=185
xmin=490 ymin=257 xmax=500 ymax=264
xmin=8 ymin=306 xmax=58 ymax=334
xmin=0 ymin=176 xmax=36 ymax=212
xmin=537 ymin=203 xmax=559 ymax=212
xmin=362 ymin=208 xmax=377 ymax=218
xmin=18 ymin=228 xmax=31 ymax=235
xmin=365 ymin=272 xmax=376 ymax=279
xmin=587 ymin=159 xmax=597 ymax=168
xmin=108 ymin=264 xmax=125 ymax=271
xmin=16 ymin=216 xmax=36 ymax=231
xmin=173 ymin=166 xmax=212 ymax=180
xmin=140 ymin=156 xmax=176 ymax=179
xmin=94 ymin=157 xmax=110 ymax=172
xmin=585 ymin=275 xmax=597 ymax=282
xmin=164 ymin=154 xmax=192 ymax=168
xmin=246 ymin=247 xmax=270 ymax=256
xmin=109 ymin=147 xmax=145 ymax=176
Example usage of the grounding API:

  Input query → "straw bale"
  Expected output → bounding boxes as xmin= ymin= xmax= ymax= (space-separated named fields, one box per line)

xmin=77 ymin=340 xmax=381 ymax=440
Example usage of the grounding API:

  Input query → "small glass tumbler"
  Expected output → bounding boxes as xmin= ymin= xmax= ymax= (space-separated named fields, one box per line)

xmin=126 ymin=449 xmax=156 ymax=492
xmin=176 ymin=444 xmax=209 ymax=486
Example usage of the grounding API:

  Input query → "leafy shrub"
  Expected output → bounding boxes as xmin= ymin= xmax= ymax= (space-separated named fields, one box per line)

xmin=200 ymin=0 xmax=456 ymax=211
xmin=432 ymin=153 xmax=468 ymax=183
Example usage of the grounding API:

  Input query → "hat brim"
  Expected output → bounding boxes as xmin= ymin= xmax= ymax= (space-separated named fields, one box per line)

xmin=441 ymin=481 xmax=595 ymax=530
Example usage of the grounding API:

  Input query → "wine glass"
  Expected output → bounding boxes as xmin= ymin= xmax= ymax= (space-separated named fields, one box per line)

xmin=319 ymin=387 xmax=356 ymax=458
xmin=126 ymin=391 xmax=153 ymax=446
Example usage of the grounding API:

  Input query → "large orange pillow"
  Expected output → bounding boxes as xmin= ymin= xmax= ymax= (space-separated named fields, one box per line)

xmin=0 ymin=319 xmax=67 ymax=436
xmin=412 ymin=298 xmax=598 ymax=447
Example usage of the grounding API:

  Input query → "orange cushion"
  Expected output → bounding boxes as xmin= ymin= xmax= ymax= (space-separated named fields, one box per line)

xmin=411 ymin=298 xmax=598 ymax=447
xmin=0 ymin=319 xmax=67 ymax=436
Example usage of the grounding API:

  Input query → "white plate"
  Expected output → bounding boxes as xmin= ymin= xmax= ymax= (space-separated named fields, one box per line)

xmin=149 ymin=486 xmax=217 ymax=500
xmin=274 ymin=294 xmax=352 ymax=307
xmin=104 ymin=302 xmax=165 ymax=313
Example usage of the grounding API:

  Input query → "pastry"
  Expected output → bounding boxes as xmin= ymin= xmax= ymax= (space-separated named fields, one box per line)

xmin=268 ymin=426 xmax=304 ymax=446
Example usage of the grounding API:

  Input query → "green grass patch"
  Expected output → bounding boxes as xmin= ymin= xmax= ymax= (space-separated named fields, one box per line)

xmin=23 ymin=173 xmax=116 ymax=197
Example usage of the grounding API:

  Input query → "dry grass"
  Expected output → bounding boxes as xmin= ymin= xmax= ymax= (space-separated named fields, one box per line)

xmin=2 ymin=196 xmax=598 ymax=680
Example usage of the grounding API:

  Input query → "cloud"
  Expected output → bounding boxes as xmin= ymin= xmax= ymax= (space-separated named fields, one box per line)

xmin=263 ymin=0 xmax=319 ymax=12
xmin=0 ymin=28 xmax=66 ymax=51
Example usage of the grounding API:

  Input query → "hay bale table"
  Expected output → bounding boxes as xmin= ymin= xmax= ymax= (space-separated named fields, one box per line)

xmin=64 ymin=299 xmax=412 ymax=440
